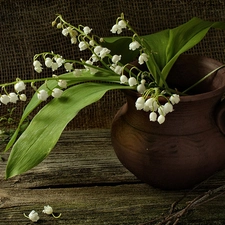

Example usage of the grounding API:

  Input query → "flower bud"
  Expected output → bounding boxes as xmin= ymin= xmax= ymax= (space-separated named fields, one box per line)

xmin=20 ymin=94 xmax=27 ymax=101
xmin=56 ymin=23 xmax=62 ymax=29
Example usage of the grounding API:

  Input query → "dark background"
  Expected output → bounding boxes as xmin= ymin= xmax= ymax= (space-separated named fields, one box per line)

xmin=0 ymin=0 xmax=225 ymax=129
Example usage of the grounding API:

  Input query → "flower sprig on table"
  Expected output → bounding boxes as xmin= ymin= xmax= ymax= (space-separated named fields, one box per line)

xmin=24 ymin=205 xmax=61 ymax=222
xmin=2 ymin=13 xmax=225 ymax=178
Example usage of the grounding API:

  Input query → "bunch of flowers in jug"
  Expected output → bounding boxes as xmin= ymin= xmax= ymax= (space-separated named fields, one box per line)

xmin=1 ymin=13 xmax=225 ymax=178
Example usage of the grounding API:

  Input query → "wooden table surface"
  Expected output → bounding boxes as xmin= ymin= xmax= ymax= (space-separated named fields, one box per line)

xmin=1 ymin=129 xmax=225 ymax=225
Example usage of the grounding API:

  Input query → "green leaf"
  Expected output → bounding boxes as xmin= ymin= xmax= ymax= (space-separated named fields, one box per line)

xmin=103 ymin=18 xmax=225 ymax=88
xmin=5 ymin=70 xmax=120 ymax=151
xmin=103 ymin=36 xmax=139 ymax=64
xmin=142 ymin=17 xmax=225 ymax=85
xmin=6 ymin=82 xmax=132 ymax=178
xmin=5 ymin=79 xmax=58 ymax=151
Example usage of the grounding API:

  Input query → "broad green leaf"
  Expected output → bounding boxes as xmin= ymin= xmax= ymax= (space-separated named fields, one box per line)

xmin=142 ymin=17 xmax=225 ymax=85
xmin=5 ymin=70 xmax=120 ymax=151
xmin=104 ymin=18 xmax=225 ymax=87
xmin=6 ymin=82 xmax=132 ymax=178
xmin=5 ymin=79 xmax=58 ymax=151
xmin=103 ymin=37 xmax=139 ymax=64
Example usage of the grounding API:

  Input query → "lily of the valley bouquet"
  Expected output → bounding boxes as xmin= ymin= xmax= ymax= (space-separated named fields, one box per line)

xmin=1 ymin=13 xmax=225 ymax=178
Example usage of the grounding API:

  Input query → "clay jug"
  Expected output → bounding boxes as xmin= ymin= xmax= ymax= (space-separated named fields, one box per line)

xmin=111 ymin=55 xmax=225 ymax=189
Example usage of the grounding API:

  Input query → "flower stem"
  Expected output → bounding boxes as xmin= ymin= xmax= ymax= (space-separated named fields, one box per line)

xmin=182 ymin=64 xmax=225 ymax=94
xmin=52 ymin=212 xmax=62 ymax=218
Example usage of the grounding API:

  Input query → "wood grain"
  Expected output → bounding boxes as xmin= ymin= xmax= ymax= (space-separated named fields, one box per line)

xmin=0 ymin=130 xmax=225 ymax=224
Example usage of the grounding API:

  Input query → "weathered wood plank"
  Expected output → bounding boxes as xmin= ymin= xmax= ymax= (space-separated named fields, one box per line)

xmin=0 ymin=130 xmax=225 ymax=224
xmin=1 ymin=184 xmax=225 ymax=225
xmin=0 ymin=130 xmax=139 ymax=189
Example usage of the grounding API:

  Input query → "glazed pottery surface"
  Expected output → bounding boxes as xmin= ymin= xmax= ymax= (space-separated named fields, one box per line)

xmin=111 ymin=55 xmax=225 ymax=189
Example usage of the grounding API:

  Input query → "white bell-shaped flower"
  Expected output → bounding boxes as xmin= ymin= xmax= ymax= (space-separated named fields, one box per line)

xmin=112 ymin=55 xmax=121 ymax=64
xmin=28 ymin=210 xmax=39 ymax=222
xmin=37 ymin=90 xmax=49 ymax=101
xmin=45 ymin=57 xmax=53 ymax=68
xmin=94 ymin=46 xmax=103 ymax=55
xmin=51 ymin=88 xmax=63 ymax=98
xmin=51 ymin=62 xmax=59 ymax=71
xmin=78 ymin=41 xmax=88 ymax=51
xmin=99 ymin=47 xmax=111 ymax=59
xmin=89 ymin=40 xmax=95 ymax=47
xmin=56 ymin=57 xmax=65 ymax=67
xmin=33 ymin=60 xmax=43 ymax=73
xmin=129 ymin=41 xmax=141 ymax=51
xmin=113 ymin=65 xmax=123 ymax=75
xmin=58 ymin=80 xmax=67 ymax=89
xmin=64 ymin=63 xmax=73 ymax=72
xmin=73 ymin=69 xmax=82 ymax=76
xmin=110 ymin=24 xmax=122 ymax=34
xmin=163 ymin=102 xmax=173 ymax=114
xmin=137 ymin=80 xmax=146 ymax=94
xmin=169 ymin=94 xmax=180 ymax=105
xmin=135 ymin=96 xmax=145 ymax=110
xmin=0 ymin=95 xmax=10 ymax=105
xmin=9 ymin=92 xmax=19 ymax=103
xmin=120 ymin=75 xmax=128 ymax=84
xmin=33 ymin=60 xmax=42 ymax=68
xmin=157 ymin=115 xmax=165 ymax=124
xmin=43 ymin=205 xmax=53 ymax=215
xmin=128 ymin=77 xmax=137 ymax=86
xmin=118 ymin=20 xmax=127 ymax=29
xmin=138 ymin=53 xmax=149 ymax=65
xmin=62 ymin=27 xmax=69 ymax=36
xmin=71 ymin=36 xmax=77 ymax=44
xmin=149 ymin=111 xmax=157 ymax=122
xmin=14 ymin=81 xmax=26 ymax=93
xmin=83 ymin=26 xmax=92 ymax=35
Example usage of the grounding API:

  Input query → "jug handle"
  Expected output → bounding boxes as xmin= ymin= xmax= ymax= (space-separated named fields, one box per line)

xmin=215 ymin=99 xmax=225 ymax=135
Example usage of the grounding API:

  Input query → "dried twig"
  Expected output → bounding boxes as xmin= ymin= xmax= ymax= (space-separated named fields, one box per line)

xmin=139 ymin=184 xmax=225 ymax=225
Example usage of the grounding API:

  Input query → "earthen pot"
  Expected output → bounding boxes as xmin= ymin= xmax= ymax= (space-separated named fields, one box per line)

xmin=111 ymin=55 xmax=225 ymax=190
